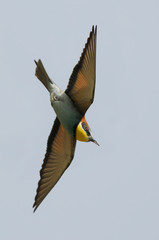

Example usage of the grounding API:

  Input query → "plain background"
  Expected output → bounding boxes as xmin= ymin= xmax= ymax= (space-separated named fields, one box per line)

xmin=1 ymin=0 xmax=159 ymax=239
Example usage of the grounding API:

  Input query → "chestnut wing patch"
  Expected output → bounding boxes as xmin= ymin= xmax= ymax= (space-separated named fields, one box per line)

xmin=33 ymin=118 xmax=76 ymax=212
xmin=65 ymin=26 xmax=97 ymax=115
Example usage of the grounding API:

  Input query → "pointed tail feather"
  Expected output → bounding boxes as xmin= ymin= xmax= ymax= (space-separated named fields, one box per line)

xmin=34 ymin=59 xmax=53 ymax=92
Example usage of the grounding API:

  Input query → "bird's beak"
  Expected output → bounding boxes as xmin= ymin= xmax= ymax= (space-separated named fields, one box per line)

xmin=90 ymin=137 xmax=99 ymax=146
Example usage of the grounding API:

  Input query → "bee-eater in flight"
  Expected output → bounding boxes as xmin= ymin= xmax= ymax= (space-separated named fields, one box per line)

xmin=33 ymin=26 xmax=98 ymax=212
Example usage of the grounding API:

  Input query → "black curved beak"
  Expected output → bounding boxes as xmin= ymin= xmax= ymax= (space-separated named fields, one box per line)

xmin=90 ymin=138 xmax=99 ymax=146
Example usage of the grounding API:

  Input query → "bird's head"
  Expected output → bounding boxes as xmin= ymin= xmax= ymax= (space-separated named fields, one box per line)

xmin=75 ymin=117 xmax=99 ymax=145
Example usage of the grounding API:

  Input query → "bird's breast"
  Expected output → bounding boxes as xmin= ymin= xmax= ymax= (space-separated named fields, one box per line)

xmin=51 ymin=92 xmax=82 ymax=136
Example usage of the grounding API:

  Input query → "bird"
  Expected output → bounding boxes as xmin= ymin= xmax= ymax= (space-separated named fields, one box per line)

xmin=33 ymin=26 xmax=98 ymax=212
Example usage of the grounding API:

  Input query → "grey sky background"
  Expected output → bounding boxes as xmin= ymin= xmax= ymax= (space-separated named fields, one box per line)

xmin=1 ymin=0 xmax=159 ymax=239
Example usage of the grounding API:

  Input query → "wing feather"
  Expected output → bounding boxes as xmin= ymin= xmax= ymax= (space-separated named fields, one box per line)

xmin=65 ymin=26 xmax=97 ymax=115
xmin=33 ymin=118 xmax=76 ymax=212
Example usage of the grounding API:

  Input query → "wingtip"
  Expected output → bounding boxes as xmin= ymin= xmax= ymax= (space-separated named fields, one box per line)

xmin=34 ymin=59 xmax=38 ymax=66
xmin=33 ymin=208 xmax=36 ymax=213
xmin=92 ymin=25 xmax=97 ymax=33
xmin=95 ymin=25 xmax=97 ymax=33
xmin=32 ymin=203 xmax=38 ymax=213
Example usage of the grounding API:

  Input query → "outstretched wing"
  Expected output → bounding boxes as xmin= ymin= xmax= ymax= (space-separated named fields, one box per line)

xmin=33 ymin=118 xmax=76 ymax=212
xmin=65 ymin=26 xmax=97 ymax=115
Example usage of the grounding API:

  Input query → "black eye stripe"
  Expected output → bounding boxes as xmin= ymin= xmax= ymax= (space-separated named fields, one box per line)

xmin=81 ymin=122 xmax=91 ymax=136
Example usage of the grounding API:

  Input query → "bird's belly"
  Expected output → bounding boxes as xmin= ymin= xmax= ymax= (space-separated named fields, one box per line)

xmin=51 ymin=93 xmax=82 ymax=136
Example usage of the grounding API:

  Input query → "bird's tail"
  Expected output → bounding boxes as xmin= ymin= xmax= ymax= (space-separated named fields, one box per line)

xmin=34 ymin=59 xmax=53 ymax=92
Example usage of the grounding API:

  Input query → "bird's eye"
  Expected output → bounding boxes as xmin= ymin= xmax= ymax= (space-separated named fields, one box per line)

xmin=81 ymin=122 xmax=91 ymax=136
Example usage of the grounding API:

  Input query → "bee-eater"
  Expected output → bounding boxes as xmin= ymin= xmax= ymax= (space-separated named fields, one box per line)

xmin=33 ymin=26 xmax=98 ymax=212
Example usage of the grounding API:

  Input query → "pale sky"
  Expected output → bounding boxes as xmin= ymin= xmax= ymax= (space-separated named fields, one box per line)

xmin=1 ymin=0 xmax=159 ymax=239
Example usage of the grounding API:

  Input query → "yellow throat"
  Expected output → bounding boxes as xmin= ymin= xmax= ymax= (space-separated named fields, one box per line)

xmin=76 ymin=117 xmax=90 ymax=142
